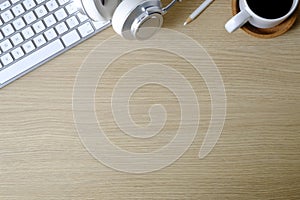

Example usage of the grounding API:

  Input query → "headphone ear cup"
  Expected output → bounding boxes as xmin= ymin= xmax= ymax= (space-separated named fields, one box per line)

xmin=112 ymin=0 xmax=163 ymax=40
xmin=75 ymin=0 xmax=121 ymax=22
xmin=112 ymin=0 xmax=146 ymax=35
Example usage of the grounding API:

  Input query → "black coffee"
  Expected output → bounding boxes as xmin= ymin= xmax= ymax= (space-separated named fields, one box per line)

xmin=246 ymin=0 xmax=294 ymax=19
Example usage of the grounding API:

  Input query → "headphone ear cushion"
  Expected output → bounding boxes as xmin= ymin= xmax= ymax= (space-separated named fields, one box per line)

xmin=111 ymin=0 xmax=148 ymax=35
xmin=78 ymin=0 xmax=121 ymax=22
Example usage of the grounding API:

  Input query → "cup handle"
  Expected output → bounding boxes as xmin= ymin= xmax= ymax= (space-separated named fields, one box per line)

xmin=225 ymin=10 xmax=251 ymax=33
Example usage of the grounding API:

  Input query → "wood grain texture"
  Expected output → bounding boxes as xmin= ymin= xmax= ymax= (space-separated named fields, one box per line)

xmin=0 ymin=1 xmax=299 ymax=199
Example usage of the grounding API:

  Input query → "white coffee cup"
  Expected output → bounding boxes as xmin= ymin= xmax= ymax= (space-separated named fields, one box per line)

xmin=225 ymin=0 xmax=299 ymax=33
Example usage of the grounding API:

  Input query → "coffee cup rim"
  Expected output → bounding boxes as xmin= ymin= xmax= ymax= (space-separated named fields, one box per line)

xmin=243 ymin=0 xmax=299 ymax=22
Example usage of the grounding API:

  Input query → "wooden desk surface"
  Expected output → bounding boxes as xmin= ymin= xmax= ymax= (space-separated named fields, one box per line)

xmin=0 ymin=1 xmax=299 ymax=199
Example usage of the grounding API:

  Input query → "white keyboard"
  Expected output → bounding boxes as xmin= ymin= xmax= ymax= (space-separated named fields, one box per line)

xmin=0 ymin=0 xmax=110 ymax=88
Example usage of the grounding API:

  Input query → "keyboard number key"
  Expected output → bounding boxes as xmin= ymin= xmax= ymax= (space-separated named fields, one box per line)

xmin=78 ymin=22 xmax=94 ymax=38
xmin=12 ymin=4 xmax=25 ymax=17
xmin=0 ymin=1 xmax=11 ymax=11
xmin=46 ymin=0 xmax=59 ymax=12
xmin=1 ymin=10 xmax=14 ymax=23
xmin=23 ymin=0 xmax=36 ymax=10
xmin=35 ymin=5 xmax=47 ymax=18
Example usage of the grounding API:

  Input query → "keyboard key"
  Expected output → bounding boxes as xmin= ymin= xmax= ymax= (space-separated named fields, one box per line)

xmin=44 ymin=14 xmax=57 ymax=27
xmin=35 ymin=5 xmax=47 ymax=18
xmin=2 ymin=24 xmax=15 ymax=37
xmin=78 ymin=22 xmax=94 ymax=37
xmin=0 ymin=39 xmax=13 ymax=52
xmin=44 ymin=28 xmax=57 ymax=41
xmin=33 ymin=35 xmax=46 ymax=47
xmin=22 ymin=0 xmax=36 ymax=10
xmin=11 ymin=33 xmax=24 ymax=46
xmin=66 ymin=16 xmax=79 ymax=29
xmin=11 ymin=4 xmax=25 ymax=16
xmin=65 ymin=3 xmax=77 ymax=15
xmin=11 ymin=0 xmax=22 ymax=4
xmin=1 ymin=10 xmax=14 ymax=22
xmin=93 ymin=21 xmax=108 ymax=30
xmin=36 ymin=0 xmax=46 ymax=4
xmin=13 ymin=18 xmax=26 ymax=30
xmin=0 ymin=1 xmax=11 ymax=11
xmin=77 ymin=13 xmax=88 ymax=23
xmin=55 ymin=22 xmax=68 ymax=35
xmin=58 ymin=0 xmax=69 ymax=6
xmin=61 ymin=30 xmax=81 ymax=47
xmin=46 ymin=0 xmax=59 ymax=12
xmin=22 ymin=27 xmax=35 ymax=39
xmin=22 ymin=41 xmax=35 ymax=53
xmin=54 ymin=8 xmax=67 ymax=21
xmin=0 ymin=32 xmax=3 ymax=41
xmin=1 ymin=53 xmax=14 ymax=66
xmin=32 ymin=21 xmax=46 ymax=34
xmin=23 ymin=11 xmax=37 ymax=24
xmin=11 ymin=47 xmax=25 ymax=60
xmin=0 ymin=40 xmax=64 ymax=85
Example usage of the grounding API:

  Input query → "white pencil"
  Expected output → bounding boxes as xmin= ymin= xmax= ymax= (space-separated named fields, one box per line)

xmin=184 ymin=0 xmax=215 ymax=26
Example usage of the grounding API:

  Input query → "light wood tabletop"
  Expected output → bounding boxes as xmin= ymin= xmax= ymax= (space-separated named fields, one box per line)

xmin=0 ymin=0 xmax=299 ymax=199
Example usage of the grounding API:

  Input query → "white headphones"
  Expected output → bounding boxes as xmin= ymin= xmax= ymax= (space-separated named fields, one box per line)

xmin=74 ymin=0 xmax=180 ymax=40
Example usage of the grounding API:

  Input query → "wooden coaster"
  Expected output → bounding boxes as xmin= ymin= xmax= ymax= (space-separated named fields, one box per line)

xmin=232 ymin=0 xmax=299 ymax=38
